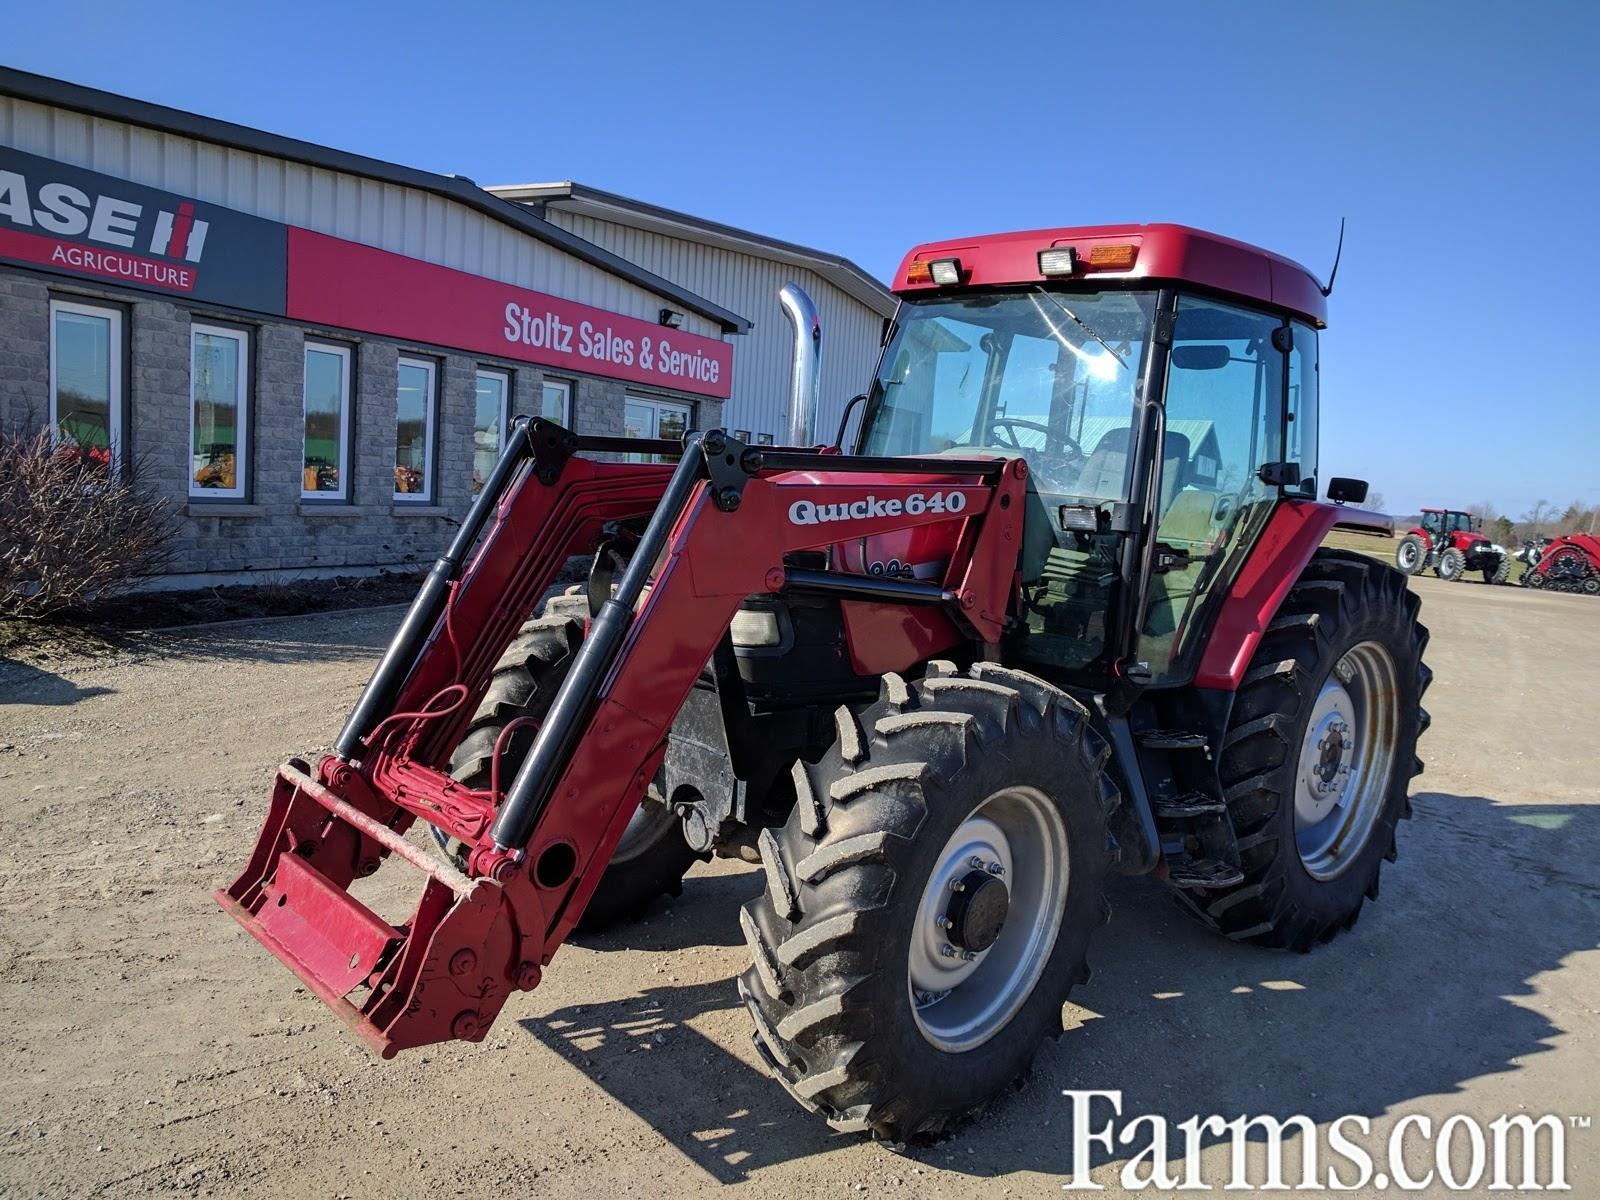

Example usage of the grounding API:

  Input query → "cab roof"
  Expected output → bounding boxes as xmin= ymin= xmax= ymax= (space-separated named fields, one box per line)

xmin=893 ymin=222 xmax=1328 ymax=328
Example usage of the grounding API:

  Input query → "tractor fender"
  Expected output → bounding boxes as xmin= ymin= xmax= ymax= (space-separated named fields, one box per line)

xmin=1193 ymin=500 xmax=1345 ymax=690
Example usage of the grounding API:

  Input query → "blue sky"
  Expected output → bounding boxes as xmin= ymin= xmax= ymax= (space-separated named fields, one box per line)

xmin=6 ymin=0 xmax=1596 ymax=516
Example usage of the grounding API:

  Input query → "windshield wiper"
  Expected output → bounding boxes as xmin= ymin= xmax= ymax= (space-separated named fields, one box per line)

xmin=1031 ymin=288 xmax=1128 ymax=369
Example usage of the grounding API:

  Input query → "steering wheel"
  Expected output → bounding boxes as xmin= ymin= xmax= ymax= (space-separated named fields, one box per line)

xmin=987 ymin=418 xmax=1087 ymax=489
xmin=989 ymin=418 xmax=1085 ymax=460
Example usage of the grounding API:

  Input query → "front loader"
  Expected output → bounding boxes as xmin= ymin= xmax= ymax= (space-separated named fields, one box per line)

xmin=220 ymin=223 xmax=1430 ymax=1141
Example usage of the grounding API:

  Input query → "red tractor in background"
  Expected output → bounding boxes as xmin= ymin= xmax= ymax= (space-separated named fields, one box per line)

xmin=219 ymin=223 xmax=1430 ymax=1142
xmin=1520 ymin=532 xmax=1600 ymax=594
xmin=1395 ymin=508 xmax=1509 ymax=584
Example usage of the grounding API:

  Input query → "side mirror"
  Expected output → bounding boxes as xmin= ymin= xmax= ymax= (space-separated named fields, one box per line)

xmin=1326 ymin=477 xmax=1369 ymax=505
xmin=1170 ymin=345 xmax=1231 ymax=371
xmin=833 ymin=393 xmax=867 ymax=450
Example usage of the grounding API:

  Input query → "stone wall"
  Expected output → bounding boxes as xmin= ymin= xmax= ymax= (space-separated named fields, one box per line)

xmin=1 ymin=267 xmax=722 ymax=582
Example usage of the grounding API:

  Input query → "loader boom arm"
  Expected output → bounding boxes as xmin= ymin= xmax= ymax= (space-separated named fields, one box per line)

xmin=219 ymin=423 xmax=1026 ymax=1055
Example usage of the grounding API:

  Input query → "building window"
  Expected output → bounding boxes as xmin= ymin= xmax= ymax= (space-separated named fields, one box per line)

xmin=755 ymin=432 xmax=775 ymax=446
xmin=189 ymin=323 xmax=249 ymax=498
xmin=395 ymin=356 xmax=438 ymax=501
xmin=302 ymin=342 xmax=352 ymax=499
xmin=473 ymin=368 xmax=509 ymax=495
xmin=733 ymin=429 xmax=751 ymax=441
xmin=49 ymin=299 xmax=123 ymax=471
xmin=623 ymin=395 xmax=691 ymax=463
xmin=541 ymin=378 xmax=571 ymax=424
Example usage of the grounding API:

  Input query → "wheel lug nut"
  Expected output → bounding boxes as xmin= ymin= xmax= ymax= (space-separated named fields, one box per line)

xmin=960 ymin=950 xmax=977 ymax=962
xmin=987 ymin=861 xmax=1004 ymax=876
xmin=936 ymin=915 xmax=953 ymax=930
xmin=940 ymin=943 xmax=957 ymax=958
xmin=969 ymin=856 xmax=985 ymax=869
xmin=949 ymin=878 xmax=965 ymax=893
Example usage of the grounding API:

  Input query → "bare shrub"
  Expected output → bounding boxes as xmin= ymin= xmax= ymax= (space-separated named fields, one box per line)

xmin=0 ymin=429 xmax=177 ymax=618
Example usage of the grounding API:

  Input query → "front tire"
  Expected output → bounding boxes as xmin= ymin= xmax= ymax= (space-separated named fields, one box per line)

xmin=1485 ymin=554 xmax=1510 ymax=585
xmin=1177 ymin=549 xmax=1430 ymax=950
xmin=441 ymin=589 xmax=699 ymax=930
xmin=1435 ymin=546 xmax=1466 ymax=581
xmin=739 ymin=663 xmax=1115 ymax=1141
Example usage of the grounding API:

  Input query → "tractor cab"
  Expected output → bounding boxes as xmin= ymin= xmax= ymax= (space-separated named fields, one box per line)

xmin=856 ymin=224 xmax=1326 ymax=688
xmin=1419 ymin=508 xmax=1478 ymax=542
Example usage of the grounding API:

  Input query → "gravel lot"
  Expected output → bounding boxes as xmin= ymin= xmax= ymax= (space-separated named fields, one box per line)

xmin=0 ymin=575 xmax=1595 ymax=1196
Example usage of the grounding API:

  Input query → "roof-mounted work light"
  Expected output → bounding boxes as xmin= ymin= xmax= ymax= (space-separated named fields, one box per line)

xmin=928 ymin=258 xmax=963 ymax=285
xmin=1038 ymin=247 xmax=1077 ymax=276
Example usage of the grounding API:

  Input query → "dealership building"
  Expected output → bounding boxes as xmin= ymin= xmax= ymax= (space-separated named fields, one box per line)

xmin=0 ymin=68 xmax=893 ymax=584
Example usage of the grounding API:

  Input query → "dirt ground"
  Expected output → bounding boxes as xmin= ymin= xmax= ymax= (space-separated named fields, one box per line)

xmin=0 ymin=575 xmax=1595 ymax=1197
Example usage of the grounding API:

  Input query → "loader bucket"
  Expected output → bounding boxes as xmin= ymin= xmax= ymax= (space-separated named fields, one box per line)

xmin=217 ymin=760 xmax=540 ymax=1056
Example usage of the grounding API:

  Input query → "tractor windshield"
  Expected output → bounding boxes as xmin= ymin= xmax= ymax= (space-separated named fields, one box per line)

xmin=859 ymin=290 xmax=1158 ymax=501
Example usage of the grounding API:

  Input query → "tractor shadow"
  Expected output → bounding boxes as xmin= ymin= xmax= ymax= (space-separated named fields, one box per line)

xmin=520 ymin=792 xmax=1599 ymax=1184
xmin=564 ymin=865 xmax=754 ymax=952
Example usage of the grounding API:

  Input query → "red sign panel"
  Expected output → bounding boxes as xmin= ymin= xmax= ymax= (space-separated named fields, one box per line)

xmin=287 ymin=229 xmax=733 ymax=400
xmin=0 ymin=225 xmax=196 ymax=291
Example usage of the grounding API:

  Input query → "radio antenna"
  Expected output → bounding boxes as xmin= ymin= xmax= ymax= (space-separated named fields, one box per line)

xmin=1320 ymin=217 xmax=1346 ymax=297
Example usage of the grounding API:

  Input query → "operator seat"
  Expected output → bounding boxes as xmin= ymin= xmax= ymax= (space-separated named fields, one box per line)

xmin=1075 ymin=427 xmax=1130 ymax=500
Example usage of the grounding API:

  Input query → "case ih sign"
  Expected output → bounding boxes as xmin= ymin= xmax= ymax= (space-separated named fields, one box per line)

xmin=0 ymin=144 xmax=288 ymax=312
xmin=0 ymin=144 xmax=733 ymax=399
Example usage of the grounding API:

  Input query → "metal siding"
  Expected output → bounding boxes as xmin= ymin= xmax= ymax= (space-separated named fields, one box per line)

xmin=546 ymin=210 xmax=884 ymax=440
xmin=0 ymin=96 xmax=722 ymax=341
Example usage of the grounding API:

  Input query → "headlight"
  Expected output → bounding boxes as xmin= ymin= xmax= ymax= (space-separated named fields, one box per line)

xmin=730 ymin=607 xmax=782 ymax=647
xmin=1489 ymin=544 xmax=1506 ymax=554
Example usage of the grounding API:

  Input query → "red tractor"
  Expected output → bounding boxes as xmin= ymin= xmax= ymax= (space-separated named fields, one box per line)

xmin=219 ymin=224 xmax=1429 ymax=1142
xmin=1395 ymin=508 xmax=1509 ymax=584
xmin=1520 ymin=532 xmax=1600 ymax=594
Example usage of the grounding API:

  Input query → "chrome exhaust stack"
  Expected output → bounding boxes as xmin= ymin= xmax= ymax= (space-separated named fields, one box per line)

xmin=779 ymin=283 xmax=821 ymax=446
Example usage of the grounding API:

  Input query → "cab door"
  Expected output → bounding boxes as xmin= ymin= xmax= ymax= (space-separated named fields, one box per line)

xmin=1139 ymin=296 xmax=1291 ymax=685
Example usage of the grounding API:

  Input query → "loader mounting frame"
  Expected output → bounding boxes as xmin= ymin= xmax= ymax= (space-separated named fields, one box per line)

xmin=218 ymin=420 xmax=1026 ymax=1055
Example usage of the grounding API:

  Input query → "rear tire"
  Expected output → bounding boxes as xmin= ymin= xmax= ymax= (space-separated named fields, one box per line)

xmin=1175 ymin=549 xmax=1430 ymax=950
xmin=441 ymin=588 xmax=699 ymax=930
xmin=1435 ymin=546 xmax=1465 ymax=581
xmin=739 ymin=663 xmax=1115 ymax=1142
xmin=1394 ymin=534 xmax=1427 ymax=576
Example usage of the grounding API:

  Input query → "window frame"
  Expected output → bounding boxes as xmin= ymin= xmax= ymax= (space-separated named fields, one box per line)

xmin=541 ymin=377 xmax=572 ymax=424
xmin=394 ymin=354 xmax=439 ymax=503
xmin=188 ymin=321 xmax=251 ymax=501
xmin=473 ymin=366 xmax=511 ymax=496
xmin=48 ymin=297 xmax=125 ymax=470
xmin=301 ymin=340 xmax=353 ymax=502
xmin=623 ymin=394 xmax=693 ymax=462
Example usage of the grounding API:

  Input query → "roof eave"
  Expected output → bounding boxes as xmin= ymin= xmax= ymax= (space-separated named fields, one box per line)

xmin=489 ymin=182 xmax=896 ymax=318
xmin=0 ymin=68 xmax=751 ymax=334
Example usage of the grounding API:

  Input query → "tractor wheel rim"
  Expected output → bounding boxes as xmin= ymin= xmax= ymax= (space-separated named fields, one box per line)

xmin=1398 ymin=542 xmax=1419 ymax=570
xmin=1294 ymin=641 xmax=1398 ymax=880
xmin=907 ymin=785 xmax=1069 ymax=1052
xmin=612 ymin=798 xmax=676 ymax=863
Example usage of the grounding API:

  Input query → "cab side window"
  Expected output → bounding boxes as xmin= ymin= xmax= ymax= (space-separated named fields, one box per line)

xmin=1141 ymin=296 xmax=1287 ymax=684
xmin=1287 ymin=322 xmax=1319 ymax=498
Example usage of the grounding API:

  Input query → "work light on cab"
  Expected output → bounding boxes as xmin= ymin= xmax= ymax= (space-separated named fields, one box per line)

xmin=1038 ymin=246 xmax=1077 ymax=276
xmin=928 ymin=257 xmax=962 ymax=285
